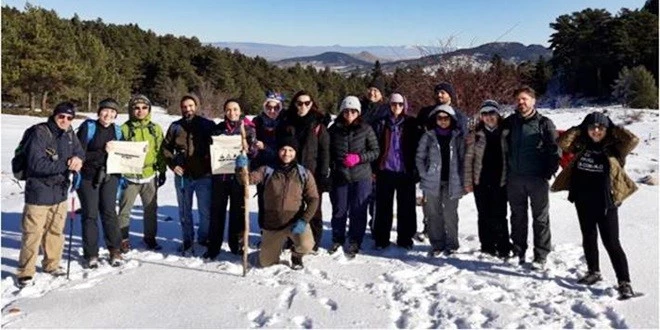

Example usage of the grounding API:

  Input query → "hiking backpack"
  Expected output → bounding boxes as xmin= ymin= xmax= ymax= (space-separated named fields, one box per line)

xmin=12 ymin=123 xmax=51 ymax=180
xmin=264 ymin=164 xmax=308 ymax=188
xmin=80 ymin=119 xmax=123 ymax=148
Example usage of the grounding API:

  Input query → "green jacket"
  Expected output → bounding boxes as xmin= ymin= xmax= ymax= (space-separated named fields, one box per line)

xmin=120 ymin=112 xmax=166 ymax=179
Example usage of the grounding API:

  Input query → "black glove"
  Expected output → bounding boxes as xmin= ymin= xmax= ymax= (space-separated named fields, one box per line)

xmin=318 ymin=175 xmax=332 ymax=193
xmin=158 ymin=172 xmax=167 ymax=187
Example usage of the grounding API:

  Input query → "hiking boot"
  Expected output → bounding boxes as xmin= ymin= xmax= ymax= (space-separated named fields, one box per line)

xmin=428 ymin=249 xmax=443 ymax=258
xmin=87 ymin=257 xmax=99 ymax=269
xmin=328 ymin=242 xmax=342 ymax=254
xmin=577 ymin=271 xmax=602 ymax=285
xmin=531 ymin=259 xmax=546 ymax=271
xmin=109 ymin=250 xmax=123 ymax=267
xmin=345 ymin=243 xmax=359 ymax=259
xmin=45 ymin=267 xmax=67 ymax=277
xmin=202 ymin=248 xmax=220 ymax=260
xmin=291 ymin=255 xmax=304 ymax=270
xmin=17 ymin=276 xmax=33 ymax=288
xmin=120 ymin=239 xmax=131 ymax=254
xmin=178 ymin=240 xmax=193 ymax=253
xmin=143 ymin=237 xmax=162 ymax=251
xmin=618 ymin=281 xmax=634 ymax=300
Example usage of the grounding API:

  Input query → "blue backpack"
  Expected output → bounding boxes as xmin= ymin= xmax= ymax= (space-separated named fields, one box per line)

xmin=264 ymin=164 xmax=308 ymax=187
xmin=80 ymin=119 xmax=122 ymax=147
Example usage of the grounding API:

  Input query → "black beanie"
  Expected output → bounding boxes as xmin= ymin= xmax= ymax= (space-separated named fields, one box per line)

xmin=278 ymin=136 xmax=299 ymax=154
xmin=98 ymin=98 xmax=120 ymax=113
xmin=434 ymin=82 xmax=456 ymax=102
xmin=53 ymin=102 xmax=76 ymax=117
xmin=582 ymin=112 xmax=611 ymax=129
xmin=368 ymin=76 xmax=386 ymax=93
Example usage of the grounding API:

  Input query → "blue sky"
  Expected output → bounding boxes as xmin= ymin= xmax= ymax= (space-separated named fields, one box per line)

xmin=2 ymin=0 xmax=642 ymax=47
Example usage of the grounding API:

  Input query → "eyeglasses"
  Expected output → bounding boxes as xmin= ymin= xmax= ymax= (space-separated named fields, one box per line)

xmin=133 ymin=106 xmax=149 ymax=111
xmin=343 ymin=109 xmax=359 ymax=114
xmin=588 ymin=124 xmax=606 ymax=131
xmin=390 ymin=102 xmax=404 ymax=107
xmin=265 ymin=106 xmax=280 ymax=111
xmin=57 ymin=114 xmax=74 ymax=121
xmin=296 ymin=100 xmax=312 ymax=107
xmin=436 ymin=116 xmax=451 ymax=122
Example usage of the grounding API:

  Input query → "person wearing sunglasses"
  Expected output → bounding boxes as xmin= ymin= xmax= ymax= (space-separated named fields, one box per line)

xmin=75 ymin=98 xmax=125 ymax=268
xmin=16 ymin=101 xmax=85 ymax=287
xmin=117 ymin=94 xmax=167 ymax=253
xmin=551 ymin=112 xmax=638 ymax=300
xmin=371 ymin=93 xmax=421 ymax=250
xmin=327 ymin=96 xmax=380 ymax=258
xmin=416 ymin=104 xmax=466 ymax=258
xmin=276 ymin=90 xmax=330 ymax=253
xmin=464 ymin=100 xmax=512 ymax=259
xmin=162 ymin=93 xmax=216 ymax=254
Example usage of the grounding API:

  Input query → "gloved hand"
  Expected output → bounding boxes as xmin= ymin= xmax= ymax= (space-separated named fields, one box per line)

xmin=235 ymin=154 xmax=249 ymax=169
xmin=158 ymin=172 xmax=167 ymax=187
xmin=318 ymin=175 xmax=332 ymax=193
xmin=343 ymin=153 xmax=361 ymax=168
xmin=291 ymin=219 xmax=306 ymax=235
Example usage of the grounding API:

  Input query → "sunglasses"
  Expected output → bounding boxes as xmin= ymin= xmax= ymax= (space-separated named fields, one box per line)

xmin=133 ymin=106 xmax=149 ymax=111
xmin=296 ymin=100 xmax=312 ymax=107
xmin=57 ymin=114 xmax=74 ymax=121
xmin=265 ymin=106 xmax=280 ymax=111
xmin=436 ymin=116 xmax=451 ymax=122
xmin=390 ymin=102 xmax=404 ymax=107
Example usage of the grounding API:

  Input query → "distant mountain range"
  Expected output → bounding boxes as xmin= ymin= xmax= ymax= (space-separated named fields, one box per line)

xmin=210 ymin=42 xmax=445 ymax=62
xmin=210 ymin=41 xmax=552 ymax=74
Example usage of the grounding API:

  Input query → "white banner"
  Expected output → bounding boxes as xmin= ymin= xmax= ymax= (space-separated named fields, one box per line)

xmin=106 ymin=141 xmax=148 ymax=174
xmin=210 ymin=135 xmax=243 ymax=174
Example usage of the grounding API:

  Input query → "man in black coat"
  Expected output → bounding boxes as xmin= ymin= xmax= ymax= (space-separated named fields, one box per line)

xmin=16 ymin=102 xmax=85 ymax=287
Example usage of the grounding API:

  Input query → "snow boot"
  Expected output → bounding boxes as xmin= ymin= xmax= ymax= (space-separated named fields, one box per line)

xmin=577 ymin=271 xmax=602 ymax=285
xmin=618 ymin=282 xmax=635 ymax=300
xmin=291 ymin=254 xmax=304 ymax=270
xmin=345 ymin=243 xmax=359 ymax=259
xmin=328 ymin=242 xmax=342 ymax=254
xmin=46 ymin=267 xmax=67 ymax=277
xmin=143 ymin=236 xmax=162 ymax=251
xmin=16 ymin=276 xmax=33 ymax=288
xmin=109 ymin=250 xmax=123 ymax=267
xmin=428 ymin=249 xmax=442 ymax=258
xmin=120 ymin=239 xmax=131 ymax=254
xmin=87 ymin=257 xmax=99 ymax=269
xmin=531 ymin=259 xmax=546 ymax=271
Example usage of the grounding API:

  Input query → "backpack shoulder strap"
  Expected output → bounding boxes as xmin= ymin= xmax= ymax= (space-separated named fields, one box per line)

xmin=113 ymin=123 xmax=122 ymax=140
xmin=81 ymin=119 xmax=96 ymax=146
xmin=296 ymin=164 xmax=307 ymax=187
xmin=264 ymin=166 xmax=274 ymax=184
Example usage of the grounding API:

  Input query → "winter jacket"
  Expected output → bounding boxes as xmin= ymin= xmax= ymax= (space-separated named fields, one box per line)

xmin=551 ymin=125 xmax=638 ymax=206
xmin=416 ymin=128 xmax=465 ymax=199
xmin=24 ymin=118 xmax=85 ymax=205
xmin=276 ymin=110 xmax=330 ymax=185
xmin=464 ymin=123 xmax=508 ymax=188
xmin=211 ymin=117 xmax=258 ymax=180
xmin=247 ymin=164 xmax=319 ymax=230
xmin=328 ymin=117 xmax=380 ymax=185
xmin=373 ymin=114 xmax=421 ymax=179
xmin=162 ymin=115 xmax=216 ymax=179
xmin=76 ymin=120 xmax=122 ymax=181
xmin=121 ymin=112 xmax=166 ymax=179
xmin=417 ymin=103 xmax=469 ymax=134
xmin=252 ymin=114 xmax=279 ymax=168
xmin=503 ymin=110 xmax=561 ymax=179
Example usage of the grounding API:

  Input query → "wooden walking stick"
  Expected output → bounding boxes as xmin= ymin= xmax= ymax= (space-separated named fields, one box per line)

xmin=240 ymin=122 xmax=250 ymax=276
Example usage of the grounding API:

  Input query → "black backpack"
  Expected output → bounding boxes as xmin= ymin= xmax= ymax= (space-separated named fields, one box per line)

xmin=12 ymin=123 xmax=52 ymax=180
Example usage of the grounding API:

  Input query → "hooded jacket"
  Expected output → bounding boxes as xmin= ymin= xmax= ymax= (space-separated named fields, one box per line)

xmin=328 ymin=117 xmax=380 ymax=185
xmin=464 ymin=121 xmax=508 ymax=188
xmin=551 ymin=116 xmax=638 ymax=206
xmin=121 ymin=111 xmax=166 ymax=179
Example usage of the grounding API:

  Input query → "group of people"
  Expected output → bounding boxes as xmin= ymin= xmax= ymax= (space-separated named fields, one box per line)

xmin=14 ymin=82 xmax=638 ymax=299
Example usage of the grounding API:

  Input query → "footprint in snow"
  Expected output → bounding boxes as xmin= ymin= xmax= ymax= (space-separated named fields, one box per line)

xmin=279 ymin=287 xmax=298 ymax=309
xmin=247 ymin=309 xmax=271 ymax=328
xmin=298 ymin=282 xmax=316 ymax=297
xmin=291 ymin=315 xmax=313 ymax=329
xmin=318 ymin=297 xmax=338 ymax=311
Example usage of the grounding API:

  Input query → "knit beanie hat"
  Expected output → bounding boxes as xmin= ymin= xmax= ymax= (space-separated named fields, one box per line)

xmin=278 ymin=136 xmax=299 ymax=154
xmin=429 ymin=104 xmax=457 ymax=120
xmin=340 ymin=96 xmax=361 ymax=113
xmin=129 ymin=94 xmax=152 ymax=111
xmin=53 ymin=102 xmax=76 ymax=117
xmin=479 ymin=99 xmax=501 ymax=114
xmin=263 ymin=91 xmax=284 ymax=113
xmin=389 ymin=93 xmax=408 ymax=113
xmin=98 ymin=98 xmax=120 ymax=114
xmin=368 ymin=76 xmax=386 ymax=92
xmin=434 ymin=82 xmax=456 ymax=102
xmin=582 ymin=112 xmax=611 ymax=128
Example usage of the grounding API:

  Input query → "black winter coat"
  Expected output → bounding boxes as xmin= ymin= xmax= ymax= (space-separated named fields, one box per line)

xmin=276 ymin=110 xmax=330 ymax=184
xmin=328 ymin=118 xmax=380 ymax=185
xmin=25 ymin=118 xmax=85 ymax=205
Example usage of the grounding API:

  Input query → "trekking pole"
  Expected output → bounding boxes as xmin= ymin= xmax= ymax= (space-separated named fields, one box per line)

xmin=66 ymin=195 xmax=75 ymax=280
xmin=240 ymin=122 xmax=250 ymax=277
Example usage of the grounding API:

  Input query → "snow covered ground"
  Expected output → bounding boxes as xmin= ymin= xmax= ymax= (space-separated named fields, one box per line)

xmin=1 ymin=106 xmax=658 ymax=328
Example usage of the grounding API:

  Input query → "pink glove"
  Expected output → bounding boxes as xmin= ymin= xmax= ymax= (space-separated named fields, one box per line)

xmin=343 ymin=153 xmax=361 ymax=168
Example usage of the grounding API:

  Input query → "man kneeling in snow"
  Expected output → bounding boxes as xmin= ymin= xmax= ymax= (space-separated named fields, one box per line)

xmin=236 ymin=137 xmax=319 ymax=270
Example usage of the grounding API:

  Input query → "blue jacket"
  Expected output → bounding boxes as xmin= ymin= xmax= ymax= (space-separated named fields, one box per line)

xmin=24 ymin=118 xmax=85 ymax=205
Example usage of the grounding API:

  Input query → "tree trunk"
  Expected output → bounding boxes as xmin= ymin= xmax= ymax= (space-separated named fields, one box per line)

xmin=88 ymin=91 xmax=92 ymax=113
xmin=29 ymin=93 xmax=35 ymax=112
xmin=40 ymin=91 xmax=49 ymax=113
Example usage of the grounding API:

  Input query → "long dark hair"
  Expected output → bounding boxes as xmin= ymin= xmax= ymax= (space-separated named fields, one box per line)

xmin=285 ymin=90 xmax=323 ymax=117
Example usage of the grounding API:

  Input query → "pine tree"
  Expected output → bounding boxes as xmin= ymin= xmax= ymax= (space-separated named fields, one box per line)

xmin=612 ymin=66 xmax=658 ymax=109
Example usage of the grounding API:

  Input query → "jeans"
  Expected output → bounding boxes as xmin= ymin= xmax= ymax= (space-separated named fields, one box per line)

xmin=175 ymin=175 xmax=212 ymax=244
